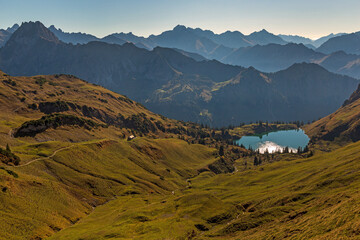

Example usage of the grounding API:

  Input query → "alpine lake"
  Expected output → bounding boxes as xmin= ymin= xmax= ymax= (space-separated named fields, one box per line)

xmin=235 ymin=129 xmax=310 ymax=153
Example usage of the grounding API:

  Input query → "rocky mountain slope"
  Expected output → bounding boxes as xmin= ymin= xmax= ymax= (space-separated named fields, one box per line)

xmin=0 ymin=24 xmax=19 ymax=47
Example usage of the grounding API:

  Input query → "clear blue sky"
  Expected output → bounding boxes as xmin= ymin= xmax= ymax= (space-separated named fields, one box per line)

xmin=1 ymin=0 xmax=359 ymax=39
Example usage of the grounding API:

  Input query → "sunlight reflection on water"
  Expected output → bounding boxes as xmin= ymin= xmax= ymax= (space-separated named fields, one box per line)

xmin=257 ymin=141 xmax=297 ymax=153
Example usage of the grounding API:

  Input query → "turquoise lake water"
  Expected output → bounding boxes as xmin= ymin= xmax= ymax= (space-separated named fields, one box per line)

xmin=235 ymin=129 xmax=310 ymax=153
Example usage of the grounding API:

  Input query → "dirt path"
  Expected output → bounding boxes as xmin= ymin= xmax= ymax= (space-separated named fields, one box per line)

xmin=15 ymin=146 xmax=74 ymax=168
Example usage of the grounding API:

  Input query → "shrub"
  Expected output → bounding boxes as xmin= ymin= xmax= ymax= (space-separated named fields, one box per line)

xmin=3 ymin=79 xmax=16 ymax=86
xmin=98 ymin=98 xmax=108 ymax=103
xmin=34 ymin=77 xmax=47 ymax=86
xmin=0 ymin=146 xmax=20 ymax=166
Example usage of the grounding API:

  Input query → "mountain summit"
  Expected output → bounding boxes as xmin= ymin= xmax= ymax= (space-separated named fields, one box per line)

xmin=7 ymin=21 xmax=60 ymax=46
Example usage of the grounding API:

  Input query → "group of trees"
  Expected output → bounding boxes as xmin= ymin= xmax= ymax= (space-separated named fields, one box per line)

xmin=245 ymin=144 xmax=310 ymax=155
xmin=222 ymin=120 xmax=308 ymax=130
xmin=248 ymin=144 xmax=313 ymax=167
xmin=253 ymin=156 xmax=262 ymax=166
xmin=0 ymin=144 xmax=20 ymax=165
xmin=14 ymin=113 xmax=102 ymax=137
xmin=196 ymin=119 xmax=313 ymax=130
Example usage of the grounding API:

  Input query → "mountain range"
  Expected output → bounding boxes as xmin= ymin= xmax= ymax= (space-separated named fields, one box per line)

xmin=0 ymin=23 xmax=353 ymax=56
xmin=279 ymin=33 xmax=345 ymax=48
xmin=41 ymin=24 xmax=350 ymax=53
xmin=42 ymin=24 xmax=360 ymax=78
xmin=1 ymin=23 xmax=359 ymax=79
xmin=0 ymin=21 xmax=358 ymax=127
xmin=220 ymin=43 xmax=360 ymax=78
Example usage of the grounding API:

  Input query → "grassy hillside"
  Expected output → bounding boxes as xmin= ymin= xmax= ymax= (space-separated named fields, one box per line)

xmin=305 ymin=83 xmax=360 ymax=151
xmin=50 ymin=137 xmax=360 ymax=239
xmin=1 ymin=137 xmax=222 ymax=239
xmin=0 ymin=71 xmax=245 ymax=239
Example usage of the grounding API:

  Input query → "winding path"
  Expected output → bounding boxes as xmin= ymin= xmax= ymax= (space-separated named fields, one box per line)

xmin=15 ymin=146 xmax=74 ymax=168
xmin=8 ymin=129 xmax=13 ymax=137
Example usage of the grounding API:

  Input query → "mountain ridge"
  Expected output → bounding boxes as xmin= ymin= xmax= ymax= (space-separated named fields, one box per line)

xmin=1 ymin=21 xmax=358 ymax=127
xmin=317 ymin=31 xmax=360 ymax=55
xmin=2 ymin=22 xmax=359 ymax=80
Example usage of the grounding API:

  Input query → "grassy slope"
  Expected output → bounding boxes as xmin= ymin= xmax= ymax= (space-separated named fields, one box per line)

xmin=1 ymin=138 xmax=218 ymax=240
xmin=0 ymin=71 xmax=223 ymax=239
xmin=304 ymin=83 xmax=360 ymax=152
xmin=50 ymin=140 xmax=360 ymax=240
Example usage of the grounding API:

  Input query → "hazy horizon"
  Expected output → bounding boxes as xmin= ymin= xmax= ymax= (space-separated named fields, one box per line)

xmin=1 ymin=0 xmax=360 ymax=39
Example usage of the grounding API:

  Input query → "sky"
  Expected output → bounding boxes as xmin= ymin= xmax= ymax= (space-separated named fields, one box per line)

xmin=1 ymin=0 xmax=360 ymax=39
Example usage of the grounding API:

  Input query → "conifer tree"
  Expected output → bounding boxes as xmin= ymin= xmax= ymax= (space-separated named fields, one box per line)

xmin=303 ymin=145 xmax=309 ymax=152
xmin=254 ymin=156 xmax=258 ymax=166
xmin=219 ymin=145 xmax=224 ymax=156
xmin=283 ymin=146 xmax=289 ymax=153
xmin=6 ymin=144 xmax=10 ymax=152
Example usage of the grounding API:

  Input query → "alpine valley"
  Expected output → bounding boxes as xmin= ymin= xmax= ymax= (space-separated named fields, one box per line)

xmin=1 ymin=18 xmax=360 ymax=240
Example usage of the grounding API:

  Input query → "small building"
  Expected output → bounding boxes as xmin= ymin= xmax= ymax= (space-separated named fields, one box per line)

xmin=127 ymin=135 xmax=135 ymax=141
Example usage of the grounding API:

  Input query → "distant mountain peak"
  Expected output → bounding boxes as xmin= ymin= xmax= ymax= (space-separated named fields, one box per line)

xmin=221 ymin=30 xmax=245 ymax=37
xmin=6 ymin=24 xmax=19 ymax=33
xmin=48 ymin=25 xmax=57 ymax=30
xmin=121 ymin=41 xmax=138 ymax=48
xmin=173 ymin=25 xmax=187 ymax=31
xmin=123 ymin=32 xmax=141 ymax=38
xmin=250 ymin=29 xmax=270 ymax=35
xmin=330 ymin=50 xmax=349 ymax=57
xmin=284 ymin=62 xmax=328 ymax=73
xmin=7 ymin=21 xmax=60 ymax=46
